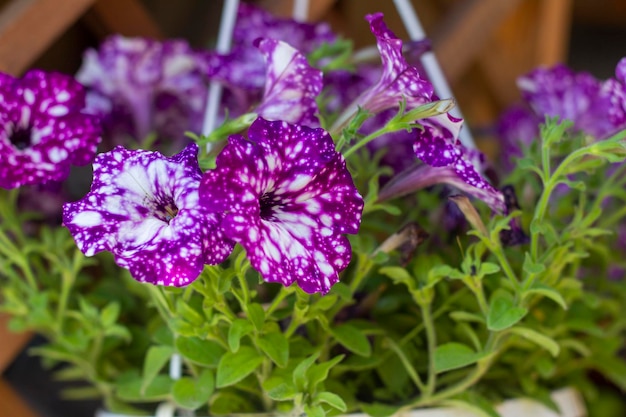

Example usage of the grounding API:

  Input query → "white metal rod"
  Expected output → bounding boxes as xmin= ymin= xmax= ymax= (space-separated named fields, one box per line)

xmin=202 ymin=0 xmax=240 ymax=141
xmin=392 ymin=0 xmax=476 ymax=149
xmin=292 ymin=0 xmax=309 ymax=21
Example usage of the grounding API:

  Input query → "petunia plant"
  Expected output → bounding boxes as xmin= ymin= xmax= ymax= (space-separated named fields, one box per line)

xmin=2 ymin=4 xmax=626 ymax=417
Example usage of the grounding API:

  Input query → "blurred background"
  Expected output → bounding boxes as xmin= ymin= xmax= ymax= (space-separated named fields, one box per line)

xmin=1 ymin=0 xmax=625 ymax=415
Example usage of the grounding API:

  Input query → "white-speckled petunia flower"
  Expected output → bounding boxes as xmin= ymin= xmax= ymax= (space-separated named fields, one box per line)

xmin=0 ymin=70 xmax=101 ymax=189
xmin=63 ymin=143 xmax=233 ymax=286
xmin=199 ymin=117 xmax=364 ymax=294
xmin=255 ymin=38 xmax=323 ymax=127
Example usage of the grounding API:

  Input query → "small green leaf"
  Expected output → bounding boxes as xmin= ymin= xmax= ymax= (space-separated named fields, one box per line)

xmin=210 ymin=391 xmax=257 ymax=414
xmin=142 ymin=346 xmax=174 ymax=393
xmin=228 ymin=319 xmax=254 ymax=352
xmin=116 ymin=374 xmax=172 ymax=402
xmin=331 ymin=324 xmax=371 ymax=357
xmin=360 ymin=403 xmax=401 ymax=417
xmin=487 ymin=296 xmax=528 ymax=331
xmin=379 ymin=266 xmax=415 ymax=290
xmin=176 ymin=336 xmax=225 ymax=367
xmin=329 ymin=282 xmax=352 ymax=301
xmin=247 ymin=303 xmax=265 ymax=331
xmin=257 ymin=331 xmax=289 ymax=367
xmin=304 ymin=404 xmax=325 ymax=417
xmin=449 ymin=311 xmax=485 ymax=324
xmin=523 ymin=283 xmax=568 ymax=310
xmin=523 ymin=253 xmax=546 ymax=275
xmin=100 ymin=302 xmax=121 ymax=327
xmin=307 ymin=355 xmax=345 ymax=391
xmin=293 ymin=352 xmax=320 ymax=391
xmin=316 ymin=391 xmax=347 ymax=412
xmin=172 ymin=370 xmax=214 ymax=410
xmin=262 ymin=375 xmax=297 ymax=400
xmin=434 ymin=343 xmax=486 ymax=373
xmin=216 ymin=346 xmax=263 ymax=387
xmin=509 ymin=326 xmax=560 ymax=357
xmin=478 ymin=262 xmax=500 ymax=276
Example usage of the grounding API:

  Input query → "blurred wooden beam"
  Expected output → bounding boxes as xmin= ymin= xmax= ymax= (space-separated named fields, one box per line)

xmin=432 ymin=0 xmax=522 ymax=84
xmin=83 ymin=0 xmax=163 ymax=39
xmin=0 ymin=0 xmax=96 ymax=75
xmin=0 ymin=378 xmax=40 ymax=417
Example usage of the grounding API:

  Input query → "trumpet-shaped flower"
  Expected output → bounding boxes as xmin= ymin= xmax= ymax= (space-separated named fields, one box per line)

xmin=63 ymin=143 xmax=232 ymax=286
xmin=76 ymin=36 xmax=210 ymax=146
xmin=199 ymin=118 xmax=363 ymax=294
xmin=255 ymin=38 xmax=323 ymax=126
xmin=0 ymin=70 xmax=101 ymax=189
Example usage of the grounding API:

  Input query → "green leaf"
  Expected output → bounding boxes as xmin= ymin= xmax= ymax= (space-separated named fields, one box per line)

xmin=228 ymin=319 xmax=254 ymax=352
xmin=379 ymin=266 xmax=415 ymax=290
xmin=304 ymin=404 xmax=325 ymax=417
xmin=316 ymin=391 xmax=347 ymax=412
xmin=449 ymin=311 xmax=485 ymax=324
xmin=487 ymin=295 xmax=528 ymax=331
xmin=523 ymin=253 xmax=546 ymax=275
xmin=176 ymin=336 xmax=225 ymax=367
xmin=523 ymin=283 xmax=568 ymax=310
xmin=262 ymin=375 xmax=297 ymax=401
xmin=142 ymin=346 xmax=174 ymax=393
xmin=293 ymin=352 xmax=320 ymax=391
xmin=434 ymin=343 xmax=486 ymax=373
xmin=441 ymin=399 xmax=499 ymax=417
xmin=360 ymin=403 xmax=401 ymax=417
xmin=257 ymin=331 xmax=289 ymax=367
xmin=172 ymin=370 xmax=214 ymax=410
xmin=176 ymin=298 xmax=205 ymax=326
xmin=509 ymin=326 xmax=560 ymax=357
xmin=329 ymin=282 xmax=352 ymax=301
xmin=478 ymin=262 xmax=500 ymax=276
xmin=100 ymin=302 xmax=121 ymax=327
xmin=247 ymin=303 xmax=265 ymax=331
xmin=210 ymin=391 xmax=257 ymax=414
xmin=307 ymin=355 xmax=345 ymax=392
xmin=216 ymin=346 xmax=264 ymax=387
xmin=330 ymin=324 xmax=371 ymax=357
xmin=116 ymin=374 xmax=172 ymax=402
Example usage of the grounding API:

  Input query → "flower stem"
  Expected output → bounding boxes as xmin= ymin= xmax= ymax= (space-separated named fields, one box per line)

xmin=420 ymin=301 xmax=437 ymax=397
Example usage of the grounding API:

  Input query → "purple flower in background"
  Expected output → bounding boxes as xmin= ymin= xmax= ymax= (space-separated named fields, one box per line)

xmin=76 ymin=36 xmax=210 ymax=147
xmin=0 ymin=70 xmax=101 ymax=189
xmin=379 ymin=144 xmax=506 ymax=213
xmin=205 ymin=2 xmax=336 ymax=115
xmin=255 ymin=38 xmax=323 ymax=126
xmin=63 ymin=143 xmax=233 ymax=286
xmin=600 ymin=57 xmax=626 ymax=136
xmin=496 ymin=105 xmax=539 ymax=169
xmin=199 ymin=118 xmax=363 ymax=294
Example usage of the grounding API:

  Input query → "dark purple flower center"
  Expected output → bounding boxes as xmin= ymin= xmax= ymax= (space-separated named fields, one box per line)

xmin=259 ymin=192 xmax=281 ymax=221
xmin=154 ymin=200 xmax=179 ymax=224
xmin=10 ymin=126 xmax=32 ymax=150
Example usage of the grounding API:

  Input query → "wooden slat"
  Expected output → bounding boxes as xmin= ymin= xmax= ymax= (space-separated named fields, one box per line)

xmin=534 ymin=0 xmax=573 ymax=66
xmin=432 ymin=0 xmax=523 ymax=84
xmin=0 ymin=314 xmax=32 ymax=373
xmin=0 ymin=378 xmax=40 ymax=417
xmin=83 ymin=0 xmax=163 ymax=39
xmin=0 ymin=0 xmax=96 ymax=75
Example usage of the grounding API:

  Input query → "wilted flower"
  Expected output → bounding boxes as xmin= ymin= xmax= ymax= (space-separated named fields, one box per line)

xmin=76 ymin=36 xmax=210 ymax=147
xmin=0 ymin=70 xmax=101 ymax=189
xmin=63 ymin=143 xmax=233 ymax=286
xmin=199 ymin=117 xmax=363 ymax=294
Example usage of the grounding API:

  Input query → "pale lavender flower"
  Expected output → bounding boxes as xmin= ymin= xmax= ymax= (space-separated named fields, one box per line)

xmin=0 ymin=70 xmax=101 ymax=189
xmin=600 ymin=57 xmax=626 ymax=136
xmin=199 ymin=118 xmax=363 ymax=294
xmin=63 ymin=143 xmax=233 ymax=286
xmin=495 ymin=105 xmax=539 ymax=169
xmin=76 ymin=36 xmax=209 ymax=146
xmin=255 ymin=38 xmax=323 ymax=126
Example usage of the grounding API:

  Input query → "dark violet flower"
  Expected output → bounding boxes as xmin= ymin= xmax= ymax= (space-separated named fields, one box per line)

xmin=496 ymin=105 xmax=540 ymax=170
xmin=600 ymin=57 xmax=626 ymax=135
xmin=76 ymin=36 xmax=209 ymax=146
xmin=0 ymin=70 xmax=101 ymax=189
xmin=255 ymin=38 xmax=323 ymax=126
xmin=379 ymin=144 xmax=506 ymax=213
xmin=63 ymin=143 xmax=233 ymax=286
xmin=199 ymin=118 xmax=364 ymax=294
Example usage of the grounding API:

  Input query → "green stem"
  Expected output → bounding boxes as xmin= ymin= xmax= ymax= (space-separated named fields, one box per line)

xmin=55 ymin=269 xmax=74 ymax=331
xmin=343 ymin=126 xmax=393 ymax=159
xmin=386 ymin=337 xmax=426 ymax=393
xmin=421 ymin=302 xmax=437 ymax=397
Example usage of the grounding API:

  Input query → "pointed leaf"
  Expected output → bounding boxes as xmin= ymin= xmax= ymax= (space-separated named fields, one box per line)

xmin=228 ymin=319 xmax=254 ymax=352
xmin=247 ymin=303 xmax=265 ymax=331
xmin=509 ymin=326 xmax=560 ymax=357
xmin=487 ymin=296 xmax=528 ymax=331
xmin=172 ymin=370 xmax=214 ymax=410
xmin=141 ymin=346 xmax=174 ymax=393
xmin=176 ymin=336 xmax=225 ymax=367
xmin=523 ymin=283 xmax=568 ymax=310
xmin=316 ymin=391 xmax=347 ymax=412
xmin=330 ymin=324 xmax=371 ymax=357
xmin=216 ymin=346 xmax=264 ymax=387
xmin=434 ymin=343 xmax=487 ymax=373
xmin=257 ymin=331 xmax=289 ymax=367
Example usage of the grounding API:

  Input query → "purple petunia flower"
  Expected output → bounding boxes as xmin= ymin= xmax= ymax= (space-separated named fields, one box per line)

xmin=255 ymin=38 xmax=323 ymax=126
xmin=199 ymin=117 xmax=364 ymax=294
xmin=76 ymin=36 xmax=210 ymax=147
xmin=63 ymin=143 xmax=233 ymax=286
xmin=0 ymin=70 xmax=101 ymax=189
xmin=496 ymin=105 xmax=540 ymax=170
